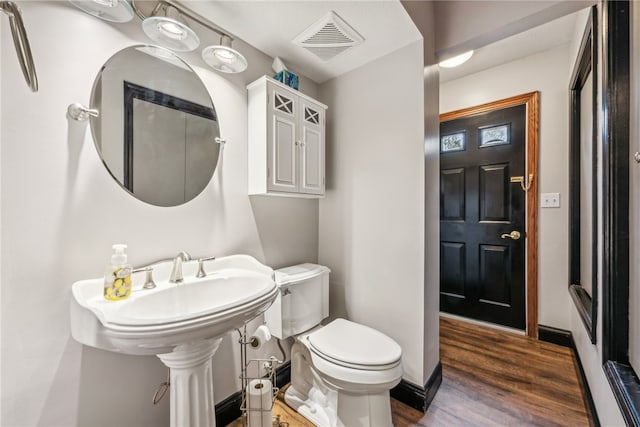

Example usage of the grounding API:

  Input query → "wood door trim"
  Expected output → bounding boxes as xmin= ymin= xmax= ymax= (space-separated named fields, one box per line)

xmin=440 ymin=91 xmax=540 ymax=338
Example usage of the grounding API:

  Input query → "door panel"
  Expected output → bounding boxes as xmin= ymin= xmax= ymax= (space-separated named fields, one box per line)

xmin=440 ymin=104 xmax=526 ymax=330
xmin=479 ymin=164 xmax=510 ymax=222
xmin=300 ymin=99 xmax=324 ymax=195
xmin=441 ymin=168 xmax=465 ymax=221
xmin=301 ymin=126 xmax=323 ymax=193
xmin=479 ymin=244 xmax=511 ymax=306
xmin=268 ymin=83 xmax=298 ymax=193
xmin=271 ymin=116 xmax=297 ymax=191
xmin=441 ymin=242 xmax=466 ymax=297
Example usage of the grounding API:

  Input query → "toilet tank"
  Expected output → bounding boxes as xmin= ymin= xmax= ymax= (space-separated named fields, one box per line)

xmin=265 ymin=263 xmax=330 ymax=339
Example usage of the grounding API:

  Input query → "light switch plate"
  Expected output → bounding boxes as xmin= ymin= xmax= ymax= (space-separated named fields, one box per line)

xmin=541 ymin=192 xmax=560 ymax=208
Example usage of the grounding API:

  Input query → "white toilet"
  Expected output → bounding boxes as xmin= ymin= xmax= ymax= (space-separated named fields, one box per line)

xmin=265 ymin=263 xmax=403 ymax=427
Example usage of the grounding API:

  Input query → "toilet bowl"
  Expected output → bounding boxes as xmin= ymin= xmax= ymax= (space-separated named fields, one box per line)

xmin=265 ymin=263 xmax=403 ymax=427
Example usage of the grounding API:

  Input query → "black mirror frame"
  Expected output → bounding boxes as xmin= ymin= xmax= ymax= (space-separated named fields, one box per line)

xmin=568 ymin=6 xmax=598 ymax=344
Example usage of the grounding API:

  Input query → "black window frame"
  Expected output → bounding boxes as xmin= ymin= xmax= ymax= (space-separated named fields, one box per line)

xmin=600 ymin=1 xmax=640 ymax=425
xmin=568 ymin=5 xmax=598 ymax=344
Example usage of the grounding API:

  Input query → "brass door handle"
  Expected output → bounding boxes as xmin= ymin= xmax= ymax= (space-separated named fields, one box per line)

xmin=501 ymin=231 xmax=521 ymax=240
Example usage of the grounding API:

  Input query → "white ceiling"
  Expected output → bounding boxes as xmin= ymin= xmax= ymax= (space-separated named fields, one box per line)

xmin=182 ymin=0 xmax=422 ymax=83
xmin=180 ymin=1 xmax=586 ymax=86
xmin=439 ymin=10 xmax=582 ymax=83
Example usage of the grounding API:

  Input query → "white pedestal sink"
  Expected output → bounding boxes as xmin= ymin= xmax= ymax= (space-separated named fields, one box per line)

xmin=70 ymin=254 xmax=278 ymax=427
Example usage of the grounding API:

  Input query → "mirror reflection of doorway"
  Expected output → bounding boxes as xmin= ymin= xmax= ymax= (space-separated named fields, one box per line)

xmin=123 ymin=81 xmax=219 ymax=206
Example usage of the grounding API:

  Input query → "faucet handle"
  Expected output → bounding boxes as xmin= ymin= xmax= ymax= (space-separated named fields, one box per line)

xmin=196 ymin=256 xmax=216 ymax=278
xmin=133 ymin=267 xmax=156 ymax=290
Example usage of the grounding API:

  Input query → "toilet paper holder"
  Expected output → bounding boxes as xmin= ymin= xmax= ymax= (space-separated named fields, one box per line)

xmin=236 ymin=324 xmax=283 ymax=426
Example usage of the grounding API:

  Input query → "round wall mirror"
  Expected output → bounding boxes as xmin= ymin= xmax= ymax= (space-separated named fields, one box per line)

xmin=90 ymin=45 xmax=220 ymax=207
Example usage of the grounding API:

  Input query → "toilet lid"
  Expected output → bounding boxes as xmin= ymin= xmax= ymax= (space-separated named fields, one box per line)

xmin=308 ymin=318 xmax=402 ymax=367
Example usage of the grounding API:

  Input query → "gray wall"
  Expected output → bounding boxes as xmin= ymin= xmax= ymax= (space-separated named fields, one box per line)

xmin=0 ymin=2 xmax=318 ymax=425
xmin=317 ymin=36 xmax=439 ymax=387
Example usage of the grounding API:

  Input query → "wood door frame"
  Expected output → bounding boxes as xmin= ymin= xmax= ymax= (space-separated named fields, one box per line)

xmin=440 ymin=91 xmax=540 ymax=338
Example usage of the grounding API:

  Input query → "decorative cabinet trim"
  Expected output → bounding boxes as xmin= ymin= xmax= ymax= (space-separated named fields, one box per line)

xmin=247 ymin=76 xmax=327 ymax=198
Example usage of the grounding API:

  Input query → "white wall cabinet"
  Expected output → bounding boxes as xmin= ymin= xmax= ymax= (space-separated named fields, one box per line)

xmin=247 ymin=76 xmax=327 ymax=197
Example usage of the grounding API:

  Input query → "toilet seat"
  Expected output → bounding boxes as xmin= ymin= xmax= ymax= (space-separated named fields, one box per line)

xmin=307 ymin=318 xmax=402 ymax=370
xmin=298 ymin=318 xmax=403 ymax=389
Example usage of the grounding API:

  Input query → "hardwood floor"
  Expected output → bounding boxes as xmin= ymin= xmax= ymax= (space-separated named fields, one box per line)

xmin=228 ymin=318 xmax=593 ymax=426
xmin=394 ymin=318 xmax=592 ymax=426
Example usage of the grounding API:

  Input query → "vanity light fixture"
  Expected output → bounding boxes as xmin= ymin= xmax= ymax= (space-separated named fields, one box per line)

xmin=202 ymin=35 xmax=248 ymax=74
xmin=135 ymin=1 xmax=248 ymax=73
xmin=68 ymin=0 xmax=135 ymax=23
xmin=439 ymin=50 xmax=474 ymax=68
xmin=70 ymin=0 xmax=249 ymax=73
xmin=141 ymin=3 xmax=199 ymax=52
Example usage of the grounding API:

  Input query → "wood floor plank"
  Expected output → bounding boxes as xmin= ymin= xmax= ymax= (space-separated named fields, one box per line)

xmin=227 ymin=318 xmax=593 ymax=426
xmin=393 ymin=318 xmax=593 ymax=427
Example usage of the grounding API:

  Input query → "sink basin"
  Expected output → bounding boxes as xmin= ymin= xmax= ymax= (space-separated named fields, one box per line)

xmin=70 ymin=254 xmax=278 ymax=355
xmin=70 ymin=254 xmax=278 ymax=427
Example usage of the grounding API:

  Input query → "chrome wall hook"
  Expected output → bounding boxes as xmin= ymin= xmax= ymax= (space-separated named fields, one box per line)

xmin=67 ymin=103 xmax=99 ymax=121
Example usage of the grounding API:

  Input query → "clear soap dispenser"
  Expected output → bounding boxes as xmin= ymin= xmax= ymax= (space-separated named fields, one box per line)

xmin=104 ymin=244 xmax=133 ymax=301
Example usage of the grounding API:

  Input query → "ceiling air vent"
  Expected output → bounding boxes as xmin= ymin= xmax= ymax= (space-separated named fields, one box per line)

xmin=293 ymin=11 xmax=365 ymax=62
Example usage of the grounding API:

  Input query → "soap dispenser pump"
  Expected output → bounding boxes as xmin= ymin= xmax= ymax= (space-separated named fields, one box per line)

xmin=104 ymin=244 xmax=133 ymax=301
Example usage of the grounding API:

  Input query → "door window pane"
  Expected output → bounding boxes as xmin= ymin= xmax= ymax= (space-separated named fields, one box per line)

xmin=441 ymin=132 xmax=466 ymax=152
xmin=479 ymin=124 xmax=510 ymax=147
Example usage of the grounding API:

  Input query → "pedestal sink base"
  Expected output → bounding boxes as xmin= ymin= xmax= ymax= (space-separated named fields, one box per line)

xmin=157 ymin=338 xmax=224 ymax=427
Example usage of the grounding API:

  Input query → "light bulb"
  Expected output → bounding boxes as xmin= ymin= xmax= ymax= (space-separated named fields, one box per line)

xmin=158 ymin=21 xmax=186 ymax=40
xmin=213 ymin=48 xmax=236 ymax=64
xmin=69 ymin=0 xmax=135 ymax=22
xmin=92 ymin=0 xmax=117 ymax=7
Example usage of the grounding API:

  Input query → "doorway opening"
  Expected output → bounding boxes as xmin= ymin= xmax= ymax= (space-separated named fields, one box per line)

xmin=439 ymin=93 xmax=539 ymax=338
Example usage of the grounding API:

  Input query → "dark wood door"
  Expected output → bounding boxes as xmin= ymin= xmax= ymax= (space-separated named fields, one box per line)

xmin=440 ymin=104 xmax=526 ymax=330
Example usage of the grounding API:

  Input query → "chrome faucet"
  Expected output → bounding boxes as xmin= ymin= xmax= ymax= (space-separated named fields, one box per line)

xmin=169 ymin=251 xmax=191 ymax=284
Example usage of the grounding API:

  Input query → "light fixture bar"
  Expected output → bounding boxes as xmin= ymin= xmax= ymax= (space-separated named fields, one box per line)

xmin=131 ymin=0 xmax=231 ymax=41
xmin=131 ymin=0 xmax=247 ymax=73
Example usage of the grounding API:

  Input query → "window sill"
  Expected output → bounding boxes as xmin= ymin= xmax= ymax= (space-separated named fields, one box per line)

xmin=604 ymin=360 xmax=640 ymax=426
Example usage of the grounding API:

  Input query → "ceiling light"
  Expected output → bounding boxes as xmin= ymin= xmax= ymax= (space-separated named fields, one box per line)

xmin=142 ymin=5 xmax=199 ymax=52
xmin=202 ymin=35 xmax=248 ymax=74
xmin=439 ymin=50 xmax=474 ymax=68
xmin=68 ymin=0 xmax=135 ymax=23
xmin=72 ymin=0 xmax=249 ymax=70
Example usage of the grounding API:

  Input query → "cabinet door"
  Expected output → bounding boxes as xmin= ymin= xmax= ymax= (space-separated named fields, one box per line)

xmin=268 ymin=84 xmax=298 ymax=193
xmin=299 ymin=99 xmax=325 ymax=195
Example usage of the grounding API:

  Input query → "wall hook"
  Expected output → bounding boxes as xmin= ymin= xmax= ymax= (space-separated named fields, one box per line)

xmin=67 ymin=103 xmax=99 ymax=121
xmin=510 ymin=174 xmax=534 ymax=192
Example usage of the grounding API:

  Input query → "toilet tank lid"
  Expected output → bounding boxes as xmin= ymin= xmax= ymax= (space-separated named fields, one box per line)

xmin=275 ymin=263 xmax=330 ymax=286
